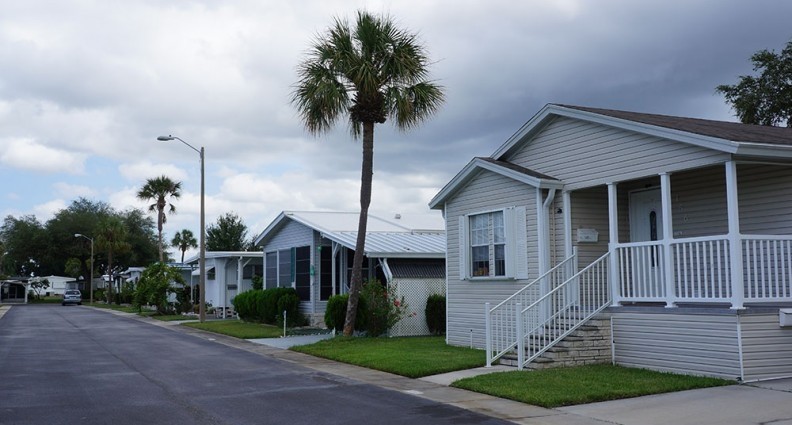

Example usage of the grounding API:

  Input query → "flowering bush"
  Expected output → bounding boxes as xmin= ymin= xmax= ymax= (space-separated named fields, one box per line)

xmin=360 ymin=278 xmax=409 ymax=337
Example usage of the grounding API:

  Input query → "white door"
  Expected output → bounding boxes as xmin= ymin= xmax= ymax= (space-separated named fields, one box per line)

xmin=628 ymin=188 xmax=664 ymax=298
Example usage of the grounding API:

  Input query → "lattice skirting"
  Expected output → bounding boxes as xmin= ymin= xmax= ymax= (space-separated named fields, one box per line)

xmin=389 ymin=278 xmax=445 ymax=337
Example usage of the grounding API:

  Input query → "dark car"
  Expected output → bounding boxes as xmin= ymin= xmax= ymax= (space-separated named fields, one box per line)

xmin=62 ymin=290 xmax=82 ymax=306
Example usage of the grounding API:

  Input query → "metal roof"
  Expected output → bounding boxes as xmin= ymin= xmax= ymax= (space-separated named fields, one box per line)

xmin=255 ymin=211 xmax=446 ymax=258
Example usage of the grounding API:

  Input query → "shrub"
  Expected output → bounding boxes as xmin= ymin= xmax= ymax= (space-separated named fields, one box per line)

xmin=133 ymin=263 xmax=184 ymax=314
xmin=324 ymin=294 xmax=366 ymax=333
xmin=233 ymin=287 xmax=302 ymax=325
xmin=276 ymin=293 xmax=304 ymax=327
xmin=359 ymin=279 xmax=409 ymax=337
xmin=425 ymin=294 xmax=446 ymax=335
xmin=251 ymin=275 xmax=263 ymax=291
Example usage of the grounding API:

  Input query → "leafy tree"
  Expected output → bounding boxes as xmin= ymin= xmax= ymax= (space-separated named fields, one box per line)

xmin=29 ymin=278 xmax=50 ymax=299
xmin=293 ymin=10 xmax=444 ymax=335
xmin=171 ymin=229 xmax=198 ymax=263
xmin=0 ymin=215 xmax=47 ymax=276
xmin=716 ymin=40 xmax=792 ymax=127
xmin=137 ymin=176 xmax=182 ymax=262
xmin=206 ymin=212 xmax=250 ymax=251
xmin=95 ymin=216 xmax=130 ymax=303
xmin=46 ymin=198 xmax=113 ymax=279
xmin=64 ymin=257 xmax=82 ymax=279
xmin=117 ymin=208 xmax=160 ymax=267
xmin=133 ymin=262 xmax=185 ymax=314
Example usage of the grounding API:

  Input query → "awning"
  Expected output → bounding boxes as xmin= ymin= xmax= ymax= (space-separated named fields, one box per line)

xmin=191 ymin=267 xmax=214 ymax=276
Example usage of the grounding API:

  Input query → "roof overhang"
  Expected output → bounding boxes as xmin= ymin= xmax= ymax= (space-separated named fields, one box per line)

xmin=429 ymin=157 xmax=563 ymax=209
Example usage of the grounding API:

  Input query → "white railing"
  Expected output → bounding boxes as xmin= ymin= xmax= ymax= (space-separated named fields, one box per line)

xmin=672 ymin=236 xmax=731 ymax=301
xmin=485 ymin=251 xmax=577 ymax=367
xmin=615 ymin=234 xmax=792 ymax=306
xmin=616 ymin=241 xmax=666 ymax=302
xmin=515 ymin=252 xmax=611 ymax=369
xmin=744 ymin=235 xmax=792 ymax=302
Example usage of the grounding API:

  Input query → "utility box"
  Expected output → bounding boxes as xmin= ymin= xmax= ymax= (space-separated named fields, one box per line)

xmin=779 ymin=309 xmax=792 ymax=327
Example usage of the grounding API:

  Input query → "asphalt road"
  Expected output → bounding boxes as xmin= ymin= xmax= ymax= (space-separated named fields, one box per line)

xmin=0 ymin=305 xmax=508 ymax=425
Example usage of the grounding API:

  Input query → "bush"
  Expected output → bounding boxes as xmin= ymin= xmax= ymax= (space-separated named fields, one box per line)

xmin=324 ymin=294 xmax=366 ymax=333
xmin=359 ymin=279 xmax=409 ymax=337
xmin=425 ymin=294 xmax=446 ymax=335
xmin=276 ymin=293 xmax=304 ymax=327
xmin=251 ymin=275 xmax=263 ymax=291
xmin=133 ymin=263 xmax=184 ymax=314
xmin=233 ymin=287 xmax=303 ymax=325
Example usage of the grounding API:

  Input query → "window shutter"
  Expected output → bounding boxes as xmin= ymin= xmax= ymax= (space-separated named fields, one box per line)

xmin=513 ymin=206 xmax=529 ymax=279
xmin=458 ymin=215 xmax=468 ymax=280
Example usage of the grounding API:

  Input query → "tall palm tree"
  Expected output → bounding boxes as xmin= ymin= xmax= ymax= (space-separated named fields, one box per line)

xmin=293 ymin=10 xmax=444 ymax=335
xmin=137 ymin=176 xmax=182 ymax=262
xmin=95 ymin=216 xmax=130 ymax=303
xmin=171 ymin=229 xmax=197 ymax=263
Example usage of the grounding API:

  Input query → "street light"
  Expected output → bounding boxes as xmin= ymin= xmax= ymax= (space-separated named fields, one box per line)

xmin=74 ymin=233 xmax=94 ymax=304
xmin=157 ymin=135 xmax=206 ymax=323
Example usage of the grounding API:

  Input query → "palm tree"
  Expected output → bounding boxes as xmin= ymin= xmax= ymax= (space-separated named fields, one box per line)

xmin=137 ymin=176 xmax=182 ymax=262
xmin=293 ymin=10 xmax=444 ymax=335
xmin=95 ymin=216 xmax=130 ymax=303
xmin=171 ymin=229 xmax=197 ymax=263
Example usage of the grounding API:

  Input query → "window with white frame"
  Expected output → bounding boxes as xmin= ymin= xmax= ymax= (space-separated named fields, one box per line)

xmin=459 ymin=206 xmax=527 ymax=280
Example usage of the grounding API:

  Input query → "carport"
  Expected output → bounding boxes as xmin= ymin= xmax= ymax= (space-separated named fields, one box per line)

xmin=0 ymin=279 xmax=29 ymax=304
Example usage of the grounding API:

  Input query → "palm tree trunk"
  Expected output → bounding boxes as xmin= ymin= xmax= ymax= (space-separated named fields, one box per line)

xmin=343 ymin=121 xmax=374 ymax=336
xmin=157 ymin=209 xmax=164 ymax=262
xmin=106 ymin=252 xmax=114 ymax=304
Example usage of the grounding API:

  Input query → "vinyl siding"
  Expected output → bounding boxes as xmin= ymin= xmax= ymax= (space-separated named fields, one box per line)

xmin=445 ymin=169 xmax=538 ymax=348
xmin=570 ymin=186 xmax=610 ymax=268
xmin=260 ymin=219 xmax=316 ymax=314
xmin=739 ymin=164 xmax=792 ymax=235
xmin=740 ymin=313 xmax=792 ymax=381
xmin=507 ymin=117 xmax=730 ymax=191
xmin=612 ymin=312 xmax=742 ymax=379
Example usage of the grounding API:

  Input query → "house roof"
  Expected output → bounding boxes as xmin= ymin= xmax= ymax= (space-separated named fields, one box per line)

xmin=254 ymin=211 xmax=446 ymax=258
xmin=428 ymin=156 xmax=562 ymax=209
xmin=491 ymin=104 xmax=792 ymax=160
xmin=184 ymin=251 xmax=262 ymax=265
xmin=388 ymin=259 xmax=445 ymax=279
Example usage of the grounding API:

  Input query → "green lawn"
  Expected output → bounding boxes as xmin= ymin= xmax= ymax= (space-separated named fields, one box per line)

xmin=29 ymin=296 xmax=64 ymax=304
xmin=182 ymin=320 xmax=284 ymax=338
xmin=452 ymin=364 xmax=734 ymax=408
xmin=86 ymin=303 xmax=141 ymax=313
xmin=149 ymin=314 xmax=198 ymax=322
xmin=290 ymin=336 xmax=485 ymax=378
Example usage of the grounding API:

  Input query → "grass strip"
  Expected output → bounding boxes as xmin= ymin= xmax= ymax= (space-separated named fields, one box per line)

xmin=290 ymin=336 xmax=485 ymax=378
xmin=148 ymin=314 xmax=198 ymax=322
xmin=182 ymin=320 xmax=283 ymax=339
xmin=451 ymin=364 xmax=734 ymax=407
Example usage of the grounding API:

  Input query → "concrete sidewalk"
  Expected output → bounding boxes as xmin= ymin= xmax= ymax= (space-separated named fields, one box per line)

xmin=93 ymin=306 xmax=792 ymax=425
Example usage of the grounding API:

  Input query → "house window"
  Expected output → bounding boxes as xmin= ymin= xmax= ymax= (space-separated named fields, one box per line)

xmin=265 ymin=252 xmax=277 ymax=289
xmin=278 ymin=249 xmax=292 ymax=287
xmin=207 ymin=268 xmax=216 ymax=280
xmin=469 ymin=211 xmax=506 ymax=277
xmin=243 ymin=264 xmax=263 ymax=279
xmin=460 ymin=207 xmax=527 ymax=280
xmin=295 ymin=246 xmax=311 ymax=301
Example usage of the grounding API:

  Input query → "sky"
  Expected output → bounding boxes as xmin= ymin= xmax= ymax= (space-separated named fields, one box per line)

xmin=1 ymin=0 xmax=790 ymax=261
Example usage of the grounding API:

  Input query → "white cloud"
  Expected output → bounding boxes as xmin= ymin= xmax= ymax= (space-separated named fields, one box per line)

xmin=0 ymin=137 xmax=85 ymax=174
xmin=118 ymin=162 xmax=190 ymax=184
xmin=52 ymin=182 xmax=95 ymax=199
xmin=32 ymin=199 xmax=67 ymax=221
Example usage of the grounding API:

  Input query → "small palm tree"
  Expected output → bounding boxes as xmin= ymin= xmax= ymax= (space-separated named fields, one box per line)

xmin=95 ymin=216 xmax=130 ymax=303
xmin=137 ymin=176 xmax=182 ymax=262
xmin=293 ymin=10 xmax=444 ymax=335
xmin=171 ymin=229 xmax=197 ymax=263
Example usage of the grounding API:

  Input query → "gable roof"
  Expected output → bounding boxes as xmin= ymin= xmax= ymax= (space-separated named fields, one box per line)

xmin=254 ymin=211 xmax=446 ymax=259
xmin=428 ymin=156 xmax=562 ymax=209
xmin=492 ymin=104 xmax=792 ymax=160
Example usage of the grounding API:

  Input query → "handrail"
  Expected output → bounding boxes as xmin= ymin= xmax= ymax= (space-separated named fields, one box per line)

xmin=516 ymin=251 xmax=611 ymax=369
xmin=485 ymin=250 xmax=577 ymax=366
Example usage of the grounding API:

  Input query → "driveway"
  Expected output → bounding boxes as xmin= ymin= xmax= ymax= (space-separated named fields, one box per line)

xmin=0 ymin=305 xmax=509 ymax=425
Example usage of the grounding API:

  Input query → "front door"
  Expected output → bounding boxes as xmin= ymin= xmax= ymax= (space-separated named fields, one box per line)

xmin=628 ymin=188 xmax=664 ymax=298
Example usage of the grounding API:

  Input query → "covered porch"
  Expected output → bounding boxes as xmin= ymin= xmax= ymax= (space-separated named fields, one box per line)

xmin=579 ymin=160 xmax=792 ymax=309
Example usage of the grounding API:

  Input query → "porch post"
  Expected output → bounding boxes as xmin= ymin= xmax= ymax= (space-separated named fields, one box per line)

xmin=607 ymin=183 xmax=621 ymax=306
xmin=536 ymin=188 xmax=548 ymax=275
xmin=726 ymin=161 xmax=745 ymax=309
xmin=660 ymin=173 xmax=676 ymax=308
xmin=563 ymin=191 xmax=573 ymax=259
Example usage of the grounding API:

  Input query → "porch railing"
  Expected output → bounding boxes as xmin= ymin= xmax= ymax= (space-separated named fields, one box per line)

xmin=515 ymin=252 xmax=611 ymax=369
xmin=616 ymin=234 xmax=792 ymax=306
xmin=485 ymin=250 xmax=577 ymax=367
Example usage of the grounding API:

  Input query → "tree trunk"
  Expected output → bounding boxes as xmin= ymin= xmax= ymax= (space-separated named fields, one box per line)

xmin=157 ymin=209 xmax=164 ymax=263
xmin=343 ymin=121 xmax=374 ymax=336
xmin=106 ymin=251 xmax=114 ymax=304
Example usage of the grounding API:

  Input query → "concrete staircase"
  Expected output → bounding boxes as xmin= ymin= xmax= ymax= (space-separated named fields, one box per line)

xmin=499 ymin=314 xmax=612 ymax=369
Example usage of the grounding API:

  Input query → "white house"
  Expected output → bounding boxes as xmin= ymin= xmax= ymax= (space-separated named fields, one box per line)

xmin=185 ymin=252 xmax=263 ymax=317
xmin=430 ymin=104 xmax=792 ymax=381
xmin=254 ymin=211 xmax=446 ymax=334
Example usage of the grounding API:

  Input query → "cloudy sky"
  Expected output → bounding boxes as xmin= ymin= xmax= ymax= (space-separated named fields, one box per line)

xmin=1 ymin=0 xmax=790 ymax=260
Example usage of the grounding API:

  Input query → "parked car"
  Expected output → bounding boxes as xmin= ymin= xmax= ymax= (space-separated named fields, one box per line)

xmin=62 ymin=290 xmax=82 ymax=306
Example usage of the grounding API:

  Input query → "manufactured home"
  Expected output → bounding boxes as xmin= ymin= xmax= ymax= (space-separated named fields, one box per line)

xmin=430 ymin=104 xmax=792 ymax=381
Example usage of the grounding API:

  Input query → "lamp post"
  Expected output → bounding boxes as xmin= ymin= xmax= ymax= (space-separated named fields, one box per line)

xmin=157 ymin=135 xmax=206 ymax=323
xmin=74 ymin=233 xmax=94 ymax=304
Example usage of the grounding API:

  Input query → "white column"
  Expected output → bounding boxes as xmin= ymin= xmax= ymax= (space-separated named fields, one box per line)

xmin=726 ymin=161 xmax=744 ymax=309
xmin=563 ymin=191 xmax=573 ymax=260
xmin=536 ymin=188 xmax=548 ymax=276
xmin=607 ymin=183 xmax=621 ymax=306
xmin=660 ymin=172 xmax=676 ymax=308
